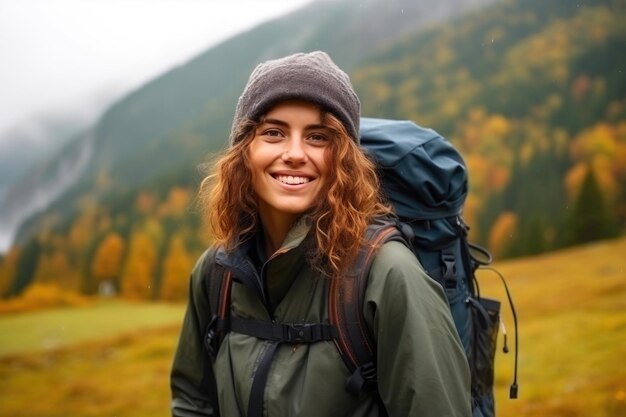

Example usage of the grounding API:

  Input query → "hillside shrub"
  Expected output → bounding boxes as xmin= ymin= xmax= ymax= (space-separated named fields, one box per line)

xmin=0 ymin=283 xmax=91 ymax=314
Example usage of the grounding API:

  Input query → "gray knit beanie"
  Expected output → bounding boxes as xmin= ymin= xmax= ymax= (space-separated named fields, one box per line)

xmin=230 ymin=51 xmax=361 ymax=145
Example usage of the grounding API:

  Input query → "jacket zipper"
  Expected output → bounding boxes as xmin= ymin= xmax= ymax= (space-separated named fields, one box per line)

xmin=248 ymin=247 xmax=291 ymax=417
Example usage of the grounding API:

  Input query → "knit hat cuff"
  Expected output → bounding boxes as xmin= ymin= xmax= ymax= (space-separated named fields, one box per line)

xmin=230 ymin=51 xmax=360 ymax=145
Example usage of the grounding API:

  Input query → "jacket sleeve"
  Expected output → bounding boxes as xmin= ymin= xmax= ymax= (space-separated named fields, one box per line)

xmin=364 ymin=241 xmax=472 ymax=417
xmin=171 ymin=249 xmax=219 ymax=417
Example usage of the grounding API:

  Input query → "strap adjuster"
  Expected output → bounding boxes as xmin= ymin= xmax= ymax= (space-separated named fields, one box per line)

xmin=276 ymin=322 xmax=336 ymax=343
xmin=345 ymin=361 xmax=377 ymax=395
xmin=282 ymin=323 xmax=314 ymax=342
xmin=205 ymin=314 xmax=220 ymax=355
xmin=441 ymin=250 xmax=457 ymax=288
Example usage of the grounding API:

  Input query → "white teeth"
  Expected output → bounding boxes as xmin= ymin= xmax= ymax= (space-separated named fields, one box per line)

xmin=276 ymin=175 xmax=310 ymax=185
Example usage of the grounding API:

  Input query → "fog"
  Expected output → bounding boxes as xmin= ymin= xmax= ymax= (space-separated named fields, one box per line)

xmin=0 ymin=0 xmax=313 ymax=141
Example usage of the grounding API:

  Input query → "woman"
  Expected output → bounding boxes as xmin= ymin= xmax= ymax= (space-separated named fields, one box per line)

xmin=171 ymin=51 xmax=471 ymax=417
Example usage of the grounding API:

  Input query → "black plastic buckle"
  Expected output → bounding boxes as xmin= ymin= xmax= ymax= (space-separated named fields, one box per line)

xmin=345 ymin=361 xmax=377 ymax=395
xmin=285 ymin=323 xmax=311 ymax=342
xmin=441 ymin=251 xmax=457 ymax=288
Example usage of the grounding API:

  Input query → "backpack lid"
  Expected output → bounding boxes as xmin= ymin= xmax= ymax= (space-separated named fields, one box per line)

xmin=360 ymin=117 xmax=468 ymax=220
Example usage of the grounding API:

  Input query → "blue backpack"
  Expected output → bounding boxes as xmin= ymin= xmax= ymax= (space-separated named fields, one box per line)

xmin=204 ymin=118 xmax=519 ymax=417
xmin=359 ymin=118 xmax=518 ymax=417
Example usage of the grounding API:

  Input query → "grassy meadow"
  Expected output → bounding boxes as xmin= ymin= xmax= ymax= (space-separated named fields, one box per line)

xmin=1 ymin=236 xmax=625 ymax=417
xmin=482 ymin=235 xmax=626 ymax=416
xmin=0 ymin=301 xmax=185 ymax=417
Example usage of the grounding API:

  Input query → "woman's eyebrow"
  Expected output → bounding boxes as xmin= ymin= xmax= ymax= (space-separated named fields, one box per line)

xmin=305 ymin=124 xmax=328 ymax=131
xmin=260 ymin=119 xmax=327 ymax=131
xmin=261 ymin=118 xmax=289 ymax=127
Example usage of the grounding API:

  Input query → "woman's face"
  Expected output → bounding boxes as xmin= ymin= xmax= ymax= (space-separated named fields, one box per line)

xmin=248 ymin=100 xmax=331 ymax=225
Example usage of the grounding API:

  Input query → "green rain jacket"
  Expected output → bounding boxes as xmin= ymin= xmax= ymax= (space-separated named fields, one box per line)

xmin=171 ymin=219 xmax=471 ymax=417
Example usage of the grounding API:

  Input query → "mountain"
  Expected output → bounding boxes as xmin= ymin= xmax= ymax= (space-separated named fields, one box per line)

xmin=0 ymin=130 xmax=94 ymax=252
xmin=0 ymin=0 xmax=497 ymax=254
xmin=1 ymin=0 xmax=624 ymax=299
xmin=351 ymin=0 xmax=626 ymax=255
xmin=0 ymin=114 xmax=89 ymax=204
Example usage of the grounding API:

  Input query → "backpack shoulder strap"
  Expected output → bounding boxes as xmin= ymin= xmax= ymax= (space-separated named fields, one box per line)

xmin=328 ymin=221 xmax=408 ymax=395
xmin=202 ymin=248 xmax=234 ymax=357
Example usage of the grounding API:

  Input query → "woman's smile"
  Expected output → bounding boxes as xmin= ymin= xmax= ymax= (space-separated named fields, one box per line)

xmin=273 ymin=174 xmax=312 ymax=185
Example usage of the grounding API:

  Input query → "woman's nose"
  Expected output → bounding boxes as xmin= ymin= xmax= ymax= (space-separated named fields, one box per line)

xmin=282 ymin=137 xmax=307 ymax=163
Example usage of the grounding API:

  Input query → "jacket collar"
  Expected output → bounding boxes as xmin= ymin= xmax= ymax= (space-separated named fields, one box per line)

xmin=275 ymin=216 xmax=312 ymax=253
xmin=215 ymin=216 xmax=312 ymax=296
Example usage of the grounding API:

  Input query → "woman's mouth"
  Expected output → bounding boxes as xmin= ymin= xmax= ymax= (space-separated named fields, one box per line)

xmin=274 ymin=175 xmax=311 ymax=185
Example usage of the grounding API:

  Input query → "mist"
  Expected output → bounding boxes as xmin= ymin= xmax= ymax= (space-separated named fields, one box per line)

xmin=0 ymin=0 xmax=313 ymax=139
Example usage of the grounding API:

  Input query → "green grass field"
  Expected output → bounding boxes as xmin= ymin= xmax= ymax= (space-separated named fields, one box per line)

xmin=0 ymin=301 xmax=185 ymax=417
xmin=1 ymin=237 xmax=625 ymax=417
xmin=0 ymin=300 xmax=185 ymax=356
xmin=483 ymin=236 xmax=626 ymax=416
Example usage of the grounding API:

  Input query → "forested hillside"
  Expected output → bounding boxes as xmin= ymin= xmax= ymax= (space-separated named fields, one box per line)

xmin=353 ymin=0 xmax=626 ymax=257
xmin=0 ymin=0 xmax=624 ymax=301
xmin=1 ymin=0 xmax=493 ymax=251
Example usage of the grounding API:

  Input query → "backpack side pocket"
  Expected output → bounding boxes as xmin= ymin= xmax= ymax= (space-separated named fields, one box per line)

xmin=467 ymin=296 xmax=500 ymax=400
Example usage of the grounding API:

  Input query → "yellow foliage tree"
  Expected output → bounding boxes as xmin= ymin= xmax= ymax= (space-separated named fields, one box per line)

xmin=91 ymin=233 xmax=126 ymax=287
xmin=483 ymin=114 xmax=511 ymax=141
xmin=567 ymin=122 xmax=626 ymax=203
xmin=458 ymin=107 xmax=486 ymax=151
xmin=464 ymin=154 xmax=490 ymax=196
xmin=570 ymin=123 xmax=617 ymax=160
xmin=120 ymin=230 xmax=157 ymax=300
xmin=462 ymin=195 xmax=480 ymax=241
xmin=135 ymin=191 xmax=156 ymax=215
xmin=564 ymin=162 xmax=588 ymax=203
xmin=160 ymin=235 xmax=194 ymax=301
xmin=32 ymin=249 xmax=77 ymax=290
xmin=158 ymin=187 xmax=192 ymax=218
xmin=488 ymin=212 xmax=518 ymax=258
xmin=68 ymin=210 xmax=97 ymax=251
xmin=143 ymin=218 xmax=165 ymax=247
xmin=0 ymin=247 xmax=21 ymax=296
xmin=487 ymin=164 xmax=510 ymax=193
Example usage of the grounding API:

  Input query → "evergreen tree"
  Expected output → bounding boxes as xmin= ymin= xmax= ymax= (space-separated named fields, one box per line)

xmin=519 ymin=216 xmax=546 ymax=257
xmin=11 ymin=239 xmax=41 ymax=295
xmin=566 ymin=166 xmax=618 ymax=245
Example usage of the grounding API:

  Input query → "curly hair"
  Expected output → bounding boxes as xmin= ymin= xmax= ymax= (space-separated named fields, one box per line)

xmin=198 ymin=112 xmax=391 ymax=278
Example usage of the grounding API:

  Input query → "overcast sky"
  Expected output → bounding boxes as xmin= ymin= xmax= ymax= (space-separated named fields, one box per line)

xmin=0 ymin=0 xmax=313 ymax=139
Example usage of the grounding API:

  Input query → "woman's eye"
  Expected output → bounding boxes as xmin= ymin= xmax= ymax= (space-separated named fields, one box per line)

xmin=309 ymin=133 xmax=328 ymax=143
xmin=264 ymin=129 xmax=282 ymax=137
xmin=259 ymin=128 xmax=285 ymax=141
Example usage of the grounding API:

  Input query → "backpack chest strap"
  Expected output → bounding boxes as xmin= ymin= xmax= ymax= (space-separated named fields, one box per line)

xmin=226 ymin=315 xmax=338 ymax=343
xmin=212 ymin=314 xmax=339 ymax=417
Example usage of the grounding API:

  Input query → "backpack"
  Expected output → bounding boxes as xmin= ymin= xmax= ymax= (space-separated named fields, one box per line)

xmin=203 ymin=117 xmax=518 ymax=417
xmin=359 ymin=118 xmax=518 ymax=417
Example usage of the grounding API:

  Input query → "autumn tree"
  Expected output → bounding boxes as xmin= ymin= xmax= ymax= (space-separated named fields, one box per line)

xmin=120 ymin=229 xmax=157 ymax=300
xmin=91 ymin=233 xmax=126 ymax=294
xmin=160 ymin=235 xmax=194 ymax=301
xmin=32 ymin=249 xmax=76 ymax=290
xmin=0 ymin=247 xmax=21 ymax=297
xmin=158 ymin=187 xmax=192 ymax=218
xmin=67 ymin=204 xmax=98 ymax=251
xmin=488 ymin=212 xmax=518 ymax=258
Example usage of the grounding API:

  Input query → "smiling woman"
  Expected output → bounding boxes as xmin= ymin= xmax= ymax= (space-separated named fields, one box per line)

xmin=171 ymin=51 xmax=472 ymax=417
